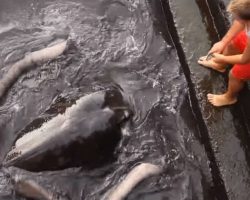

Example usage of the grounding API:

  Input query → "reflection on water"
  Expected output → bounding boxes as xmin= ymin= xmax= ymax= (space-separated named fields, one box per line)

xmin=0 ymin=0 xmax=212 ymax=199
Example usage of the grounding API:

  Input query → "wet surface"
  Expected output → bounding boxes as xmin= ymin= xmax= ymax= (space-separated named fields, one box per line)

xmin=164 ymin=0 xmax=250 ymax=199
xmin=0 ymin=0 xmax=213 ymax=199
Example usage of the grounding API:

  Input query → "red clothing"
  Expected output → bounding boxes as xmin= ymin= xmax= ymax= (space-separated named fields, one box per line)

xmin=231 ymin=31 xmax=250 ymax=80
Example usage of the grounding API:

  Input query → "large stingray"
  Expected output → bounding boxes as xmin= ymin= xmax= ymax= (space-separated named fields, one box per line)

xmin=3 ymin=88 xmax=132 ymax=171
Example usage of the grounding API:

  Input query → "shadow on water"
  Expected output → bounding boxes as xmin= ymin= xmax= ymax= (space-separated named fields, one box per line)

xmin=0 ymin=0 xmax=227 ymax=199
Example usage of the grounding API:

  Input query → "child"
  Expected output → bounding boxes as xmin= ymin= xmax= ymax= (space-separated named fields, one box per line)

xmin=198 ymin=0 xmax=250 ymax=106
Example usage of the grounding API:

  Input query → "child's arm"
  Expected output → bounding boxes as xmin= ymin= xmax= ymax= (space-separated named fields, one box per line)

xmin=209 ymin=19 xmax=245 ymax=54
xmin=213 ymin=38 xmax=250 ymax=64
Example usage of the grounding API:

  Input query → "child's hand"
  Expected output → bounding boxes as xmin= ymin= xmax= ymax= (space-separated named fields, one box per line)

xmin=208 ymin=41 xmax=225 ymax=54
xmin=212 ymin=53 xmax=225 ymax=63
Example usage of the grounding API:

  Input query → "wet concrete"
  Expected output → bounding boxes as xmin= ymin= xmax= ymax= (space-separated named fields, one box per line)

xmin=221 ymin=0 xmax=230 ymax=6
xmin=160 ymin=0 xmax=250 ymax=199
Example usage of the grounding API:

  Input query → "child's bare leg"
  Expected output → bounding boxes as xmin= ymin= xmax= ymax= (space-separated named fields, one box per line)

xmin=207 ymin=71 xmax=244 ymax=106
xmin=198 ymin=42 xmax=241 ymax=72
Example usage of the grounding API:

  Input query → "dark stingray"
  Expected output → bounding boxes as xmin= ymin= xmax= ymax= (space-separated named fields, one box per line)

xmin=3 ymin=88 xmax=132 ymax=172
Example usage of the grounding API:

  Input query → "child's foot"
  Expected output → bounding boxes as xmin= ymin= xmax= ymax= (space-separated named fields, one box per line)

xmin=198 ymin=56 xmax=226 ymax=73
xmin=207 ymin=93 xmax=237 ymax=107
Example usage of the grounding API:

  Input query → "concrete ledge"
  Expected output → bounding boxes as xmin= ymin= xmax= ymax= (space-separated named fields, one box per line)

xmin=159 ymin=0 xmax=250 ymax=199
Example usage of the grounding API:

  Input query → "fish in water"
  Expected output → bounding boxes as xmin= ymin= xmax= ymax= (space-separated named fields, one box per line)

xmin=13 ymin=179 xmax=54 ymax=200
xmin=5 ymin=163 xmax=161 ymax=200
xmin=3 ymin=89 xmax=132 ymax=171
xmin=2 ymin=167 xmax=68 ymax=200
xmin=103 ymin=163 xmax=162 ymax=200
xmin=0 ymin=40 xmax=67 ymax=99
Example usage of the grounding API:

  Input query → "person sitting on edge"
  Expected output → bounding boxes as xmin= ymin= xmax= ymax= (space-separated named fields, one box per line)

xmin=198 ymin=0 xmax=250 ymax=107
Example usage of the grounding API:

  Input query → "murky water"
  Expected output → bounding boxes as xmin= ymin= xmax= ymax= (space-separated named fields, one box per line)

xmin=0 ymin=0 xmax=213 ymax=199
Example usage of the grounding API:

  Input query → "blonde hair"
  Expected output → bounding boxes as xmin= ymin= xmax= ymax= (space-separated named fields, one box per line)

xmin=227 ymin=0 xmax=250 ymax=20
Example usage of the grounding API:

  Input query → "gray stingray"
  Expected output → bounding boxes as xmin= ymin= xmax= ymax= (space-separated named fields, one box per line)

xmin=3 ymin=89 xmax=132 ymax=171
